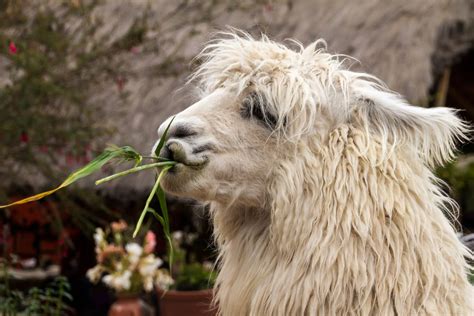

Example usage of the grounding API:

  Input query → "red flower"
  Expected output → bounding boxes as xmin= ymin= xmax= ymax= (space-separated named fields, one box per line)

xmin=9 ymin=42 xmax=17 ymax=55
xmin=264 ymin=3 xmax=273 ymax=12
xmin=116 ymin=76 xmax=126 ymax=92
xmin=66 ymin=154 xmax=75 ymax=166
xmin=20 ymin=132 xmax=29 ymax=143
xmin=144 ymin=231 xmax=156 ymax=254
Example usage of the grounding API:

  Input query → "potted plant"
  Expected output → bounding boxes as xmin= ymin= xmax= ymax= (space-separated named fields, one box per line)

xmin=156 ymin=231 xmax=217 ymax=316
xmin=87 ymin=220 xmax=173 ymax=316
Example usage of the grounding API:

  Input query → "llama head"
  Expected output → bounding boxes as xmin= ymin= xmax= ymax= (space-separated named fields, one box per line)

xmin=155 ymin=32 xmax=469 ymax=245
xmin=155 ymin=87 xmax=278 ymax=209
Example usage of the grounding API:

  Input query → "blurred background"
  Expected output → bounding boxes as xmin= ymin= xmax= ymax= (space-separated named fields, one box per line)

xmin=0 ymin=0 xmax=473 ymax=315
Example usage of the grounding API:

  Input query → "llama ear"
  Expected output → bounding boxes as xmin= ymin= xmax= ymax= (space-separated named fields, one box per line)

xmin=354 ymin=83 xmax=470 ymax=167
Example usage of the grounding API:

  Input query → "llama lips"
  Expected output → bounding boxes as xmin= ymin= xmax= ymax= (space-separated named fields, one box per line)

xmin=165 ymin=141 xmax=208 ymax=168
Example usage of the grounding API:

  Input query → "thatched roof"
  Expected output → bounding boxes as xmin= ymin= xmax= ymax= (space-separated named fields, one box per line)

xmin=3 ymin=0 xmax=474 ymax=193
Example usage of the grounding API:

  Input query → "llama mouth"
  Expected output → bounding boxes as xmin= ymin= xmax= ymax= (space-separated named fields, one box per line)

xmin=165 ymin=142 xmax=209 ymax=169
xmin=174 ymin=156 xmax=209 ymax=168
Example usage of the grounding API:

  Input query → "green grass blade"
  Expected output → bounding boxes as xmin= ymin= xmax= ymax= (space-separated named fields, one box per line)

xmin=95 ymin=161 xmax=175 ymax=185
xmin=0 ymin=146 xmax=142 ymax=208
xmin=132 ymin=178 xmax=161 ymax=238
xmin=157 ymin=185 xmax=173 ymax=268
xmin=154 ymin=116 xmax=175 ymax=157
xmin=61 ymin=151 xmax=119 ymax=186
xmin=165 ymin=236 xmax=174 ymax=274
xmin=142 ymin=156 xmax=171 ymax=161
xmin=132 ymin=165 xmax=172 ymax=238
xmin=105 ymin=145 xmax=143 ymax=167
xmin=157 ymin=186 xmax=169 ymax=229
xmin=146 ymin=207 xmax=165 ymax=226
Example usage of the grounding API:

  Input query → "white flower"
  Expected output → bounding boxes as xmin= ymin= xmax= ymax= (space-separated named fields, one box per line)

xmin=186 ymin=232 xmax=198 ymax=244
xmin=94 ymin=228 xmax=105 ymax=245
xmin=172 ymin=231 xmax=183 ymax=244
xmin=143 ymin=276 xmax=154 ymax=292
xmin=202 ymin=261 xmax=214 ymax=271
xmin=115 ymin=261 xmax=123 ymax=271
xmin=115 ymin=270 xmax=132 ymax=290
xmin=103 ymin=274 xmax=113 ymax=286
xmin=138 ymin=255 xmax=162 ymax=278
xmin=86 ymin=265 xmax=102 ymax=283
xmin=155 ymin=269 xmax=174 ymax=290
xmin=125 ymin=243 xmax=143 ymax=266
xmin=102 ymin=270 xmax=132 ymax=291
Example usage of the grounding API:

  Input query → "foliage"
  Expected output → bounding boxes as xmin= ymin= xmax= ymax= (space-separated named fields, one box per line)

xmin=0 ymin=2 xmax=120 ymax=233
xmin=469 ymin=272 xmax=474 ymax=285
xmin=437 ymin=158 xmax=474 ymax=219
xmin=0 ymin=255 xmax=72 ymax=316
xmin=174 ymin=262 xmax=217 ymax=291
xmin=0 ymin=210 xmax=69 ymax=315
xmin=1 ymin=224 xmax=72 ymax=315
xmin=0 ymin=6 xmax=110 ymax=173
xmin=437 ymin=157 xmax=474 ymax=288
xmin=169 ymin=231 xmax=216 ymax=291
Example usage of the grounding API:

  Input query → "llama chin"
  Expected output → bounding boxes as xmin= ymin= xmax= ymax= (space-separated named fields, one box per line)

xmin=156 ymin=31 xmax=474 ymax=315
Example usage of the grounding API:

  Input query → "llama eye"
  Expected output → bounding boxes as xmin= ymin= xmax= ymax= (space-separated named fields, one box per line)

xmin=240 ymin=93 xmax=277 ymax=129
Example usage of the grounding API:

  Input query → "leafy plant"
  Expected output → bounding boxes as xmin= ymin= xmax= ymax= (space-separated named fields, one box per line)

xmin=0 ymin=4 xmax=116 ymax=234
xmin=437 ymin=158 xmax=474 ymax=222
xmin=167 ymin=231 xmax=217 ymax=291
xmin=0 ymin=270 xmax=72 ymax=316
xmin=174 ymin=263 xmax=217 ymax=291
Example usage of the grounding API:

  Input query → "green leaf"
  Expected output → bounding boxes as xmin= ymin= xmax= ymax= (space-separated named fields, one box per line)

xmin=132 ymin=165 xmax=172 ymax=238
xmin=0 ymin=146 xmax=142 ymax=208
xmin=146 ymin=207 xmax=165 ymax=226
xmin=106 ymin=145 xmax=143 ymax=167
xmin=157 ymin=185 xmax=173 ymax=269
xmin=154 ymin=116 xmax=175 ymax=157
xmin=62 ymin=293 xmax=73 ymax=301
xmin=157 ymin=187 xmax=169 ymax=228
xmin=95 ymin=161 xmax=175 ymax=185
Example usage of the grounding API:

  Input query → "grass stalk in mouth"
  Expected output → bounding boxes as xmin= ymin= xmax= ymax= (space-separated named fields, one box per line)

xmin=95 ymin=161 xmax=175 ymax=185
xmin=0 ymin=118 xmax=177 ymax=267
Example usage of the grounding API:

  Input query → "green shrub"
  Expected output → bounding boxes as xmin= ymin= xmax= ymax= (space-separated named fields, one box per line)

xmin=174 ymin=262 xmax=217 ymax=291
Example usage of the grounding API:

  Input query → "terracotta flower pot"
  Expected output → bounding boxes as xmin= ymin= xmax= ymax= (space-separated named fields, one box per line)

xmin=156 ymin=288 xmax=217 ymax=316
xmin=108 ymin=293 xmax=154 ymax=316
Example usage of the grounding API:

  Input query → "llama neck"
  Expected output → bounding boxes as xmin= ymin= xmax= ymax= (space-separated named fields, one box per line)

xmin=211 ymin=126 xmax=474 ymax=316
xmin=210 ymin=204 xmax=273 ymax=315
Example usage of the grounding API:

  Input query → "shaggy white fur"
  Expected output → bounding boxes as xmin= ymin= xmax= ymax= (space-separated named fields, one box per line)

xmin=166 ymin=32 xmax=474 ymax=315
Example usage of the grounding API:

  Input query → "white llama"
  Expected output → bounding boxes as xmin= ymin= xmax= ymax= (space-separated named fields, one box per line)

xmin=155 ymin=33 xmax=474 ymax=315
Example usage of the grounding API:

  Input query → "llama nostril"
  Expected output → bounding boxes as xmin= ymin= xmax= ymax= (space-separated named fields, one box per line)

xmin=171 ymin=124 xmax=198 ymax=139
xmin=164 ymin=141 xmax=188 ymax=163
xmin=160 ymin=145 xmax=174 ymax=161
